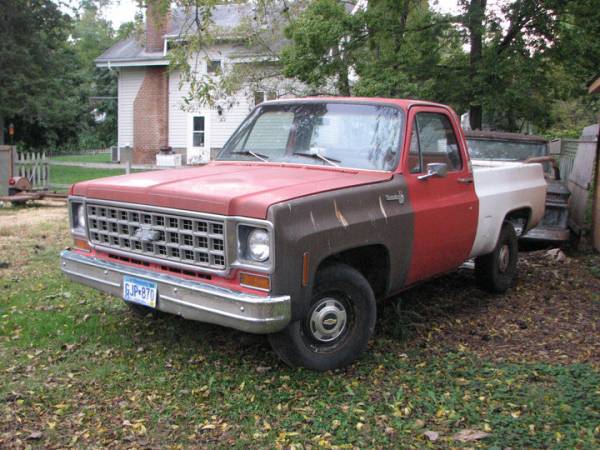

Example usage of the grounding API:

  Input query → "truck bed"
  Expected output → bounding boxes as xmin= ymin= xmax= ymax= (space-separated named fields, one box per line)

xmin=470 ymin=161 xmax=547 ymax=257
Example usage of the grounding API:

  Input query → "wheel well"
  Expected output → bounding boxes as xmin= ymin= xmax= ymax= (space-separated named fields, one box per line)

xmin=317 ymin=245 xmax=389 ymax=298
xmin=504 ymin=207 xmax=532 ymax=236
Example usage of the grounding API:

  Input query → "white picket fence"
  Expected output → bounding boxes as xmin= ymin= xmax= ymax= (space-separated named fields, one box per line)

xmin=15 ymin=152 xmax=49 ymax=190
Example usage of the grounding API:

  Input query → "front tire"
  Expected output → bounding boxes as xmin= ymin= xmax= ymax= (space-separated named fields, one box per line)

xmin=475 ymin=222 xmax=518 ymax=293
xmin=268 ymin=263 xmax=376 ymax=371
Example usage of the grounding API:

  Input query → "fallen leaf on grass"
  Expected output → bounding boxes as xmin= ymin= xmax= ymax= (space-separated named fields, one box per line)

xmin=27 ymin=431 xmax=43 ymax=440
xmin=451 ymin=429 xmax=490 ymax=442
xmin=424 ymin=431 xmax=439 ymax=441
xmin=413 ymin=419 xmax=425 ymax=428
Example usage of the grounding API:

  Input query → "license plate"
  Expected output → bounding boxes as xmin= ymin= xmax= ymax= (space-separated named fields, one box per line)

xmin=123 ymin=276 xmax=157 ymax=308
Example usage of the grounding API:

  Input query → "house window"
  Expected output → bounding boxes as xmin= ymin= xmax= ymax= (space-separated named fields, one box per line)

xmin=192 ymin=116 xmax=205 ymax=147
xmin=253 ymin=91 xmax=277 ymax=106
xmin=166 ymin=39 xmax=188 ymax=52
xmin=207 ymin=59 xmax=221 ymax=74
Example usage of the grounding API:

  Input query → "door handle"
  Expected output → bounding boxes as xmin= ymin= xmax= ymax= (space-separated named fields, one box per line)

xmin=457 ymin=177 xmax=474 ymax=184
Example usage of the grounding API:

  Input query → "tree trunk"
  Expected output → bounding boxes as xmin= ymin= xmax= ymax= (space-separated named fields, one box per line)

xmin=337 ymin=67 xmax=351 ymax=96
xmin=0 ymin=115 xmax=4 ymax=145
xmin=467 ymin=0 xmax=486 ymax=130
xmin=470 ymin=105 xmax=482 ymax=131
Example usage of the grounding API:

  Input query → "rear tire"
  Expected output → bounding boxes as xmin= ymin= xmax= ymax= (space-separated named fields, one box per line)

xmin=475 ymin=222 xmax=518 ymax=293
xmin=268 ymin=263 xmax=376 ymax=371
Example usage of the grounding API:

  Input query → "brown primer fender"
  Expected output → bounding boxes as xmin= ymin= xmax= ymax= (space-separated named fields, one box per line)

xmin=267 ymin=174 xmax=414 ymax=322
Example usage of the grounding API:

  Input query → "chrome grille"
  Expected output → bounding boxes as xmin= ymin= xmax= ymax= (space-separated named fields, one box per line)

xmin=86 ymin=203 xmax=226 ymax=270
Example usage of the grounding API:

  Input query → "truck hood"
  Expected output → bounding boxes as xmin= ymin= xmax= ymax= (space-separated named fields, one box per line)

xmin=71 ymin=161 xmax=393 ymax=219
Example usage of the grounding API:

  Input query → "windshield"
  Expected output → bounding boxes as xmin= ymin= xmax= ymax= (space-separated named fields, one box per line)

xmin=218 ymin=102 xmax=404 ymax=171
xmin=467 ymin=138 xmax=547 ymax=161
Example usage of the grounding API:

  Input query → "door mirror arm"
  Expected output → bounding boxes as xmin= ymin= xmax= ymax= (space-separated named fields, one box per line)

xmin=417 ymin=162 xmax=448 ymax=180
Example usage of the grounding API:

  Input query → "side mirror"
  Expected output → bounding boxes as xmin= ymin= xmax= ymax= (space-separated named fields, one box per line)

xmin=417 ymin=162 xmax=448 ymax=180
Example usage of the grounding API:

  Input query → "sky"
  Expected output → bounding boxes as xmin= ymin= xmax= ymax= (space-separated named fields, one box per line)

xmin=63 ymin=0 xmax=464 ymax=29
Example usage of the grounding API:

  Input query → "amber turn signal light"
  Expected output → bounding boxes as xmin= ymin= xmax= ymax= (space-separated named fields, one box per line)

xmin=240 ymin=272 xmax=270 ymax=291
xmin=73 ymin=238 xmax=91 ymax=252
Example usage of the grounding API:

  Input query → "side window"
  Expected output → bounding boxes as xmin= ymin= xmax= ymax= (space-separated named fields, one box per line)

xmin=412 ymin=112 xmax=462 ymax=171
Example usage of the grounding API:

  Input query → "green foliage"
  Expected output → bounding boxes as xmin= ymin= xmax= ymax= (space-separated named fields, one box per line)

xmin=281 ymin=0 xmax=600 ymax=134
xmin=281 ymin=0 xmax=355 ymax=94
xmin=50 ymin=152 xmax=112 ymax=163
xmin=1 ymin=220 xmax=599 ymax=447
xmin=49 ymin=165 xmax=125 ymax=190
xmin=543 ymin=98 xmax=600 ymax=138
xmin=0 ymin=0 xmax=135 ymax=151
xmin=0 ymin=0 xmax=85 ymax=147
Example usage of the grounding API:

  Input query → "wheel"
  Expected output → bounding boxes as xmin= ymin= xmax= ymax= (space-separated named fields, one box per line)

xmin=268 ymin=263 xmax=376 ymax=371
xmin=475 ymin=222 xmax=518 ymax=293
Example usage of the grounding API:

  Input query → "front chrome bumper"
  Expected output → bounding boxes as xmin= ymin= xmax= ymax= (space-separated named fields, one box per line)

xmin=60 ymin=250 xmax=291 ymax=334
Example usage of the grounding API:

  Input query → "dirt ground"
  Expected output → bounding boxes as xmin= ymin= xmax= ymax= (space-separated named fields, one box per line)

xmin=0 ymin=200 xmax=69 ymax=273
xmin=0 ymin=201 xmax=599 ymax=448
xmin=2 ymin=199 xmax=599 ymax=368
xmin=0 ymin=199 xmax=67 ymax=230
xmin=379 ymin=245 xmax=600 ymax=367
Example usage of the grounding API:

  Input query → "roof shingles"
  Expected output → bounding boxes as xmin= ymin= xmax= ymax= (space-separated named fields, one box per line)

xmin=95 ymin=4 xmax=254 ymax=65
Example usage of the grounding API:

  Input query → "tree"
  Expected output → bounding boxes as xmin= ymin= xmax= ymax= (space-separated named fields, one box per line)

xmin=71 ymin=1 xmax=121 ymax=148
xmin=281 ymin=0 xmax=355 ymax=95
xmin=0 ymin=0 xmax=136 ymax=149
xmin=147 ymin=0 xmax=600 ymax=134
xmin=0 ymin=0 xmax=84 ymax=146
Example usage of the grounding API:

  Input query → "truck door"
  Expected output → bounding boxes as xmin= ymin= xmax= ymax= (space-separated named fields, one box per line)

xmin=403 ymin=106 xmax=479 ymax=284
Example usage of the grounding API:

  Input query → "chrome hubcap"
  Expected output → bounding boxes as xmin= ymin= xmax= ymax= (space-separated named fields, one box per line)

xmin=498 ymin=244 xmax=510 ymax=273
xmin=308 ymin=298 xmax=347 ymax=343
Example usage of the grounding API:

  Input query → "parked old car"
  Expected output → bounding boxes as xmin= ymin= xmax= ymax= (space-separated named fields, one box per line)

xmin=61 ymin=98 xmax=546 ymax=370
xmin=466 ymin=130 xmax=570 ymax=242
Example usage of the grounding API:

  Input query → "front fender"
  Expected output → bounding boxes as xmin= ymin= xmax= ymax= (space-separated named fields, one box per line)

xmin=267 ymin=175 xmax=415 ymax=321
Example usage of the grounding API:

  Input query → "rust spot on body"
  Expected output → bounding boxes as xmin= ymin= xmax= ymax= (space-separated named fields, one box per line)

xmin=333 ymin=200 xmax=348 ymax=228
xmin=310 ymin=211 xmax=317 ymax=230
xmin=378 ymin=196 xmax=388 ymax=222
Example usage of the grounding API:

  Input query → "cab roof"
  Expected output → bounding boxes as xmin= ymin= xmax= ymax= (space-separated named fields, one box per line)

xmin=262 ymin=96 xmax=450 ymax=110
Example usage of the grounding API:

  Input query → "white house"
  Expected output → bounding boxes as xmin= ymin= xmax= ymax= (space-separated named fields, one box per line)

xmin=95 ymin=3 xmax=277 ymax=164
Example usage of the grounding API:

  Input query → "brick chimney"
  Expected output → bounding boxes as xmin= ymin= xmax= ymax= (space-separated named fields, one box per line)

xmin=145 ymin=0 xmax=169 ymax=53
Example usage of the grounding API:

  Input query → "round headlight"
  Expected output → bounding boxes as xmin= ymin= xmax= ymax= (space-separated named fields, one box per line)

xmin=247 ymin=228 xmax=269 ymax=262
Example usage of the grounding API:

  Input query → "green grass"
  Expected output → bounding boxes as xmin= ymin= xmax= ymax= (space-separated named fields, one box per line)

xmin=0 ymin=220 xmax=598 ymax=448
xmin=49 ymin=165 xmax=125 ymax=189
xmin=50 ymin=153 xmax=112 ymax=163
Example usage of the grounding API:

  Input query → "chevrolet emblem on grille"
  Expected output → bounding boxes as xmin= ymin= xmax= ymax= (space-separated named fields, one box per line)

xmin=134 ymin=226 xmax=161 ymax=243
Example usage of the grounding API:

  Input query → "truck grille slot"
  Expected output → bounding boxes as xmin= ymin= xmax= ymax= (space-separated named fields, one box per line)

xmin=86 ymin=203 xmax=227 ymax=270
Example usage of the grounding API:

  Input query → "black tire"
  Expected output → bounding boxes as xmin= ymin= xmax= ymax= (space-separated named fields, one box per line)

xmin=475 ymin=222 xmax=518 ymax=293
xmin=268 ymin=263 xmax=376 ymax=371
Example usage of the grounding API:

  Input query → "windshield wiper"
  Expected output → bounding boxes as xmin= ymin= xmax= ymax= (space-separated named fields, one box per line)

xmin=232 ymin=150 xmax=269 ymax=162
xmin=292 ymin=149 xmax=340 ymax=167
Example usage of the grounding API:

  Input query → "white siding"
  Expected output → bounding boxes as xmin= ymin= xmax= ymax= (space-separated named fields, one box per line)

xmin=209 ymin=94 xmax=252 ymax=148
xmin=169 ymin=70 xmax=253 ymax=151
xmin=168 ymin=45 xmax=257 ymax=152
xmin=168 ymin=70 xmax=188 ymax=149
xmin=117 ymin=68 xmax=145 ymax=149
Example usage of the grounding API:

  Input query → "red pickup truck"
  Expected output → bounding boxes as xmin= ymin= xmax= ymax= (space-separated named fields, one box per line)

xmin=61 ymin=98 xmax=546 ymax=370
